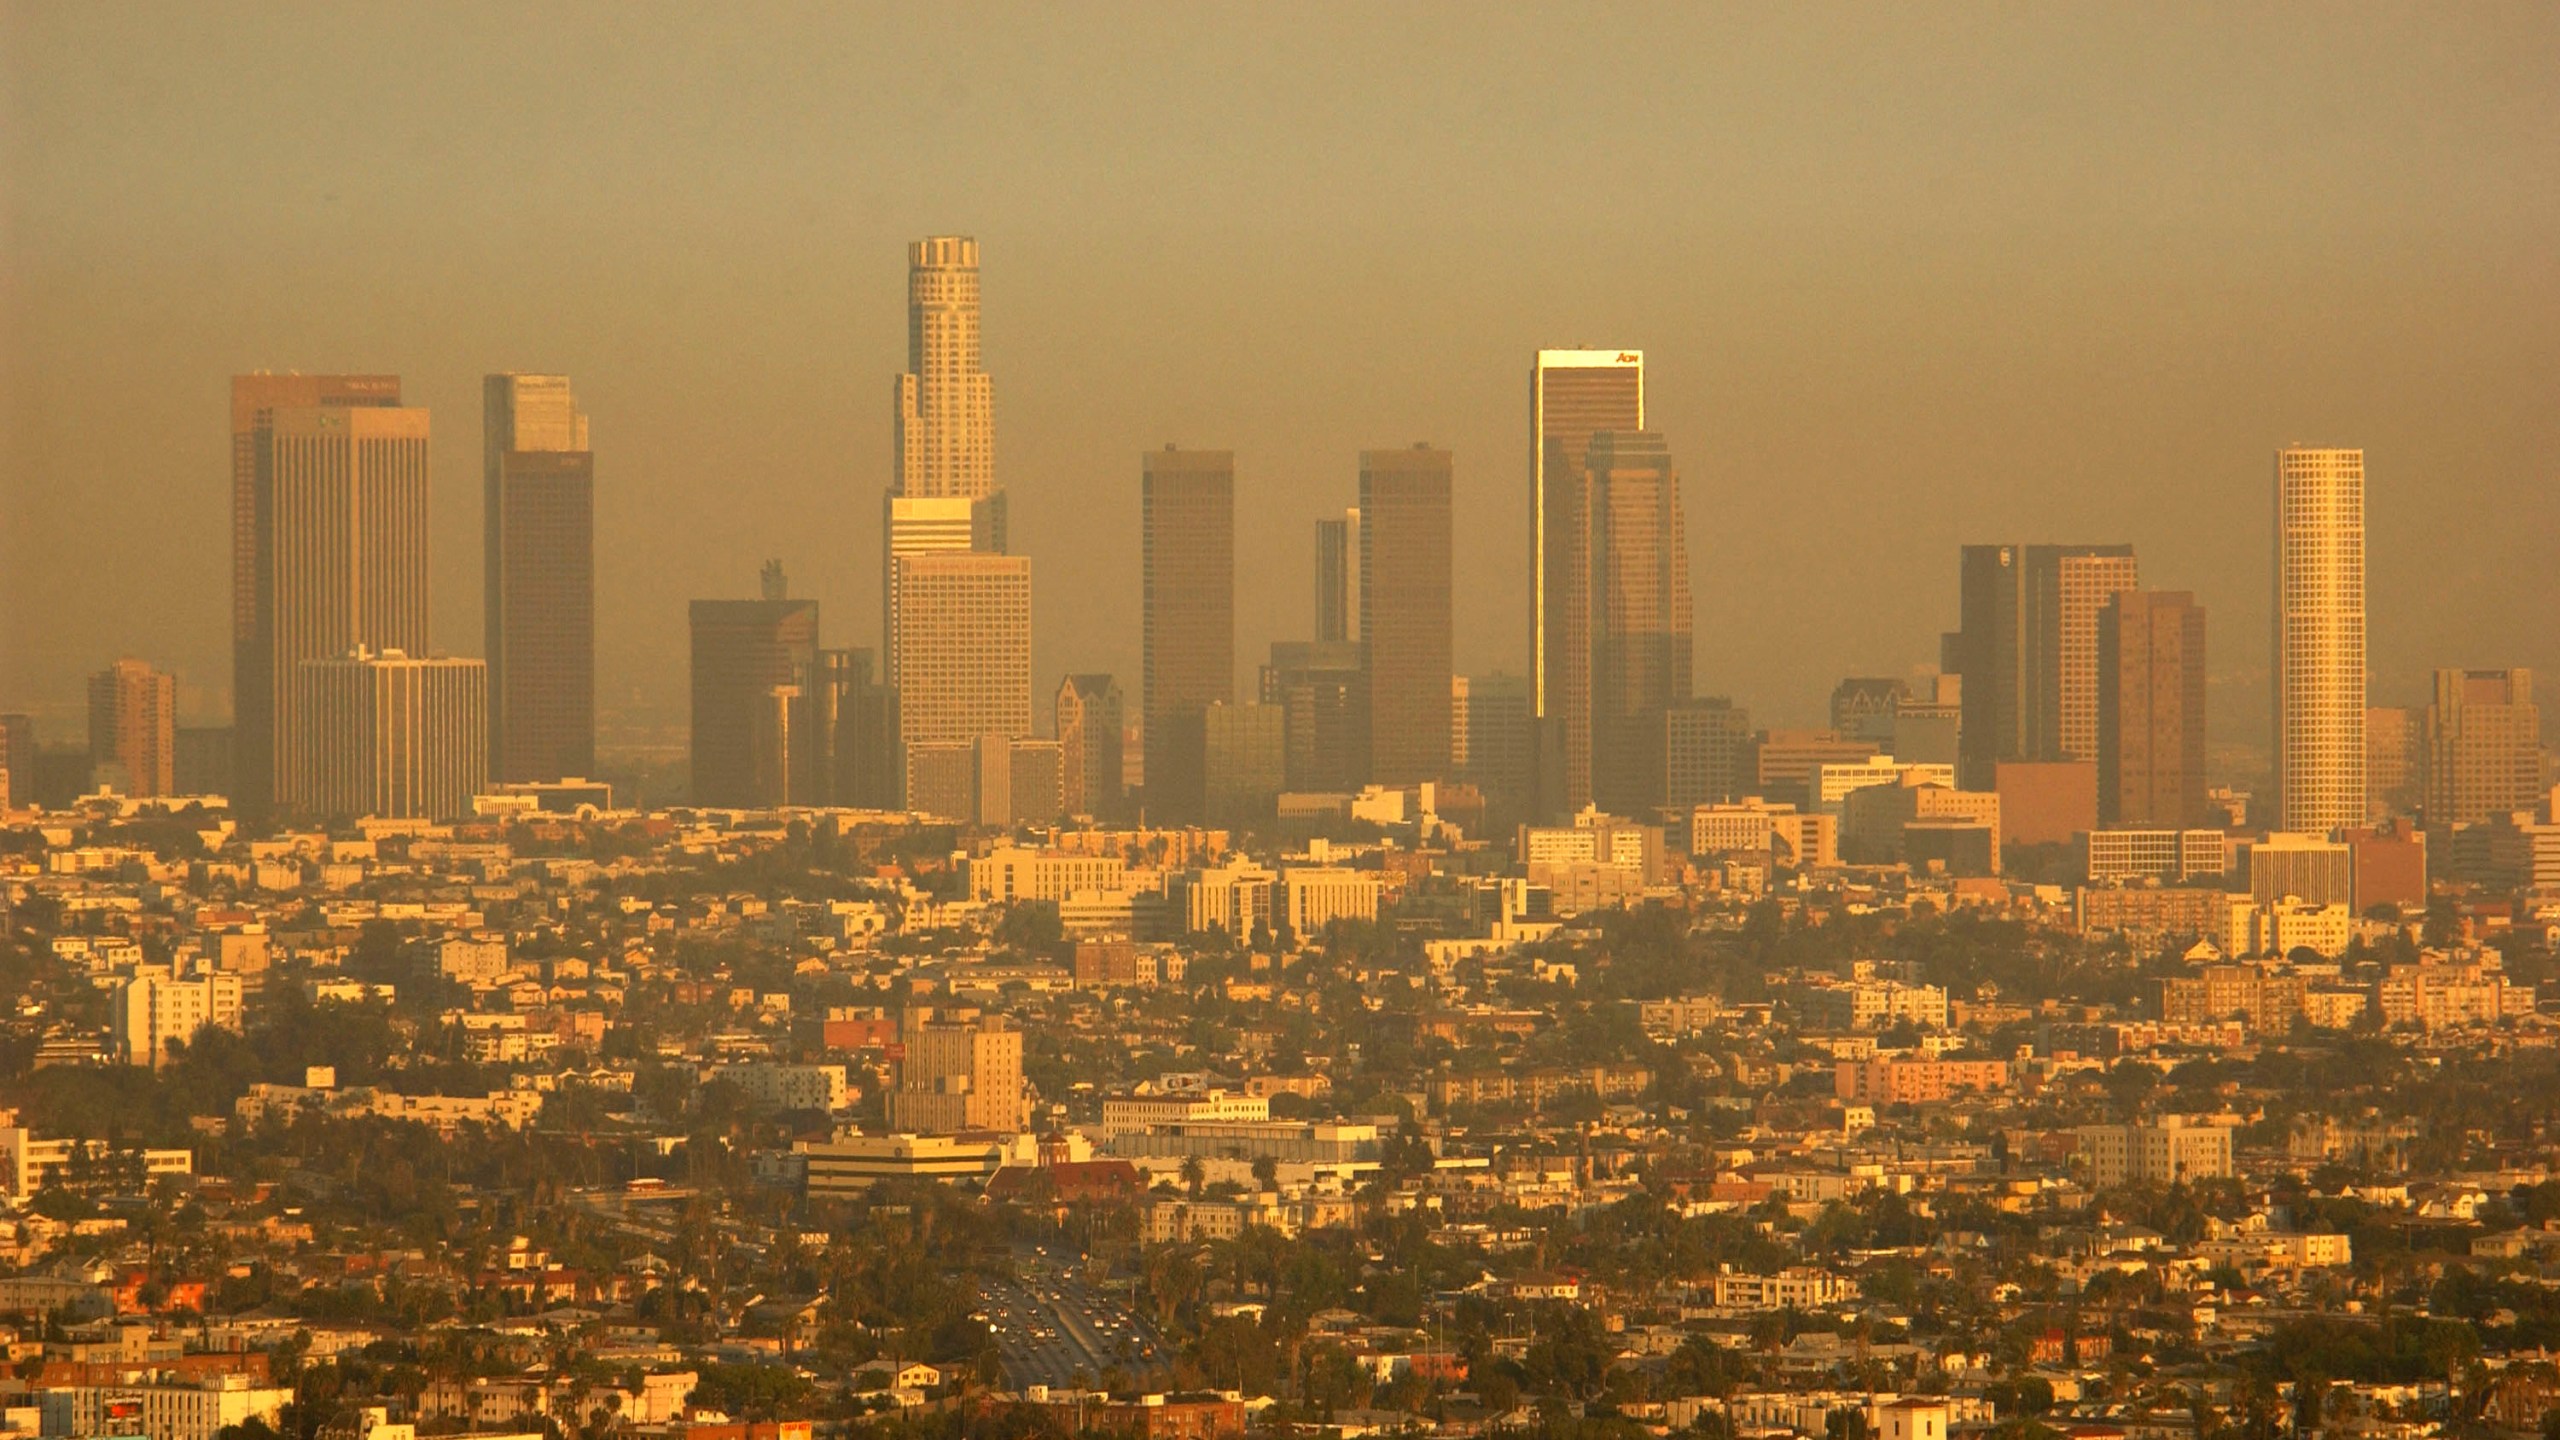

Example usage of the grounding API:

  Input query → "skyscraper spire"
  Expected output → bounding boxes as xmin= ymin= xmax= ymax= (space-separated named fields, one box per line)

xmin=894 ymin=235 xmax=996 ymax=501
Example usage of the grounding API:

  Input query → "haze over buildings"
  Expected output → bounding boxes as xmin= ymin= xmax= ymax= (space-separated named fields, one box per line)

xmin=7 ymin=9 xmax=2552 ymax=743
xmin=1 ymin=18 xmax=2559 ymax=1432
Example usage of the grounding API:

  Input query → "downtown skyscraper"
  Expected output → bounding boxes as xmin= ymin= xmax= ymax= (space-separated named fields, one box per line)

xmin=1361 ymin=445 xmax=1453 ymax=787
xmin=1529 ymin=349 xmax=1644 ymax=817
xmin=228 ymin=373 xmax=402 ymax=811
xmin=2424 ymin=668 xmax=2541 ymax=830
xmin=2273 ymin=447 xmax=2367 ymax=833
xmin=484 ymin=373 xmax=594 ymax=784
xmin=1949 ymin=542 xmax=2138 ymax=790
xmin=1585 ymin=431 xmax=1694 ymax=817
xmin=884 ymin=237 xmax=1031 ymax=813
xmin=1314 ymin=507 xmax=1360 ymax=644
xmin=1141 ymin=447 xmax=1235 ymax=822
xmin=690 ymin=565 xmax=821 ymax=809
xmin=234 ymin=387 xmax=434 ymax=815
xmin=1055 ymin=674 xmax=1125 ymax=820
xmin=2097 ymin=590 xmax=2209 ymax=827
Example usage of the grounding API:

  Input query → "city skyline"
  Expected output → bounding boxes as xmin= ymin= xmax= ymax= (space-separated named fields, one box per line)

xmin=3 ymin=14 xmax=2560 ymax=1432
xmin=5 ymin=8 xmax=2553 ymax=752
xmin=6 ymin=258 xmax=2545 ymax=823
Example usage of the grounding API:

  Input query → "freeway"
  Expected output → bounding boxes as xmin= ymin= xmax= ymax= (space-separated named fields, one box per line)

xmin=975 ymin=1254 xmax=1171 ymax=1389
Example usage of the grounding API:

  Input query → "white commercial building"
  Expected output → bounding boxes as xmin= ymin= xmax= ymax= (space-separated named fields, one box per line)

xmin=2081 ymin=828 xmax=2229 ymax=884
xmin=39 ymin=1377 xmax=292 ymax=1440
xmin=2078 ymin=1117 xmax=2234 ymax=1189
xmin=709 ymin=1062 xmax=850 ymax=1113
xmin=1280 ymin=866 xmax=1380 ymax=934
xmin=112 ymin=968 xmax=244 ymax=1068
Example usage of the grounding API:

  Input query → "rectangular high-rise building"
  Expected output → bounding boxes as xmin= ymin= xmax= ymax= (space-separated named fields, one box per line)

xmin=1950 ymin=542 xmax=2136 ymax=789
xmin=1531 ymin=349 xmax=1643 ymax=817
xmin=286 ymin=648 xmax=487 ymax=821
xmin=1263 ymin=640 xmax=1366 ymax=793
xmin=229 ymin=373 xmax=401 ymax=775
xmin=890 ymin=1009 xmax=1026 ymax=1134
xmin=2098 ymin=590 xmax=2208 ymax=828
xmin=2273 ymin=447 xmax=2367 ymax=833
xmin=1361 ymin=445 xmax=1454 ymax=787
xmin=1141 ymin=447 xmax=1235 ymax=821
xmin=1457 ymin=673 xmax=1534 ymax=819
xmin=882 ymin=493 xmax=993 ymax=672
xmin=1056 ymin=674 xmax=1125 ymax=820
xmin=1315 ymin=508 xmax=1361 ymax=644
xmin=1587 ymin=431 xmax=1693 ymax=816
xmin=2366 ymin=706 xmax=2423 ymax=818
xmin=814 ymin=647 xmax=896 ymax=809
xmin=2425 ymin=669 xmax=2541 ymax=829
xmin=1203 ymin=701 xmax=1286 ymax=823
xmin=87 ymin=658 xmax=177 ymax=798
xmin=1665 ymin=697 xmax=1753 ymax=810
xmin=483 ymin=374 xmax=595 ymax=784
xmin=2046 ymin=550 xmax=2142 ymax=762
xmin=241 ymin=401 xmax=432 ymax=815
xmin=688 ymin=582 xmax=820 ymax=808
xmin=893 ymin=552 xmax=1032 ymax=813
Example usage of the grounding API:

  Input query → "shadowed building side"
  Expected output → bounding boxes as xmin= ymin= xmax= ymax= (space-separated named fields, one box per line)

xmin=1361 ymin=445 xmax=1453 ymax=788
xmin=1141 ymin=447 xmax=1235 ymax=823
xmin=484 ymin=373 xmax=594 ymax=784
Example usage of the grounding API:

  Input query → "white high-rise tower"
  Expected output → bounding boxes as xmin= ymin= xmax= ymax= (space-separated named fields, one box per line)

xmin=2273 ymin=446 xmax=2367 ymax=833
xmin=884 ymin=236 xmax=1032 ymax=816
xmin=895 ymin=236 xmax=995 ymax=501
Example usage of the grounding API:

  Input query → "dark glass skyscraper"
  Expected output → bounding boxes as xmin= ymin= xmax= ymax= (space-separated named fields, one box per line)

xmin=689 ymin=568 xmax=821 ymax=808
xmin=2097 ymin=590 xmax=2209 ymax=827
xmin=1949 ymin=542 xmax=2137 ymax=790
xmin=1141 ymin=447 xmax=1235 ymax=821
xmin=484 ymin=373 xmax=594 ymax=784
xmin=1361 ymin=445 xmax=1453 ymax=787
xmin=1587 ymin=431 xmax=1693 ymax=816
xmin=1314 ymin=507 xmax=1359 ymax=645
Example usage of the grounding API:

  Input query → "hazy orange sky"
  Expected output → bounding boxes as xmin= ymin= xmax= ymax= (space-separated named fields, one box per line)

xmin=4 ymin=4 xmax=2554 ymax=750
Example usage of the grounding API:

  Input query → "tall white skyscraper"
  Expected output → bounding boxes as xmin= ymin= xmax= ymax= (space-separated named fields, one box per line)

xmin=2273 ymin=446 xmax=2367 ymax=833
xmin=894 ymin=236 xmax=996 ymax=502
xmin=884 ymin=236 xmax=1030 ymax=810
